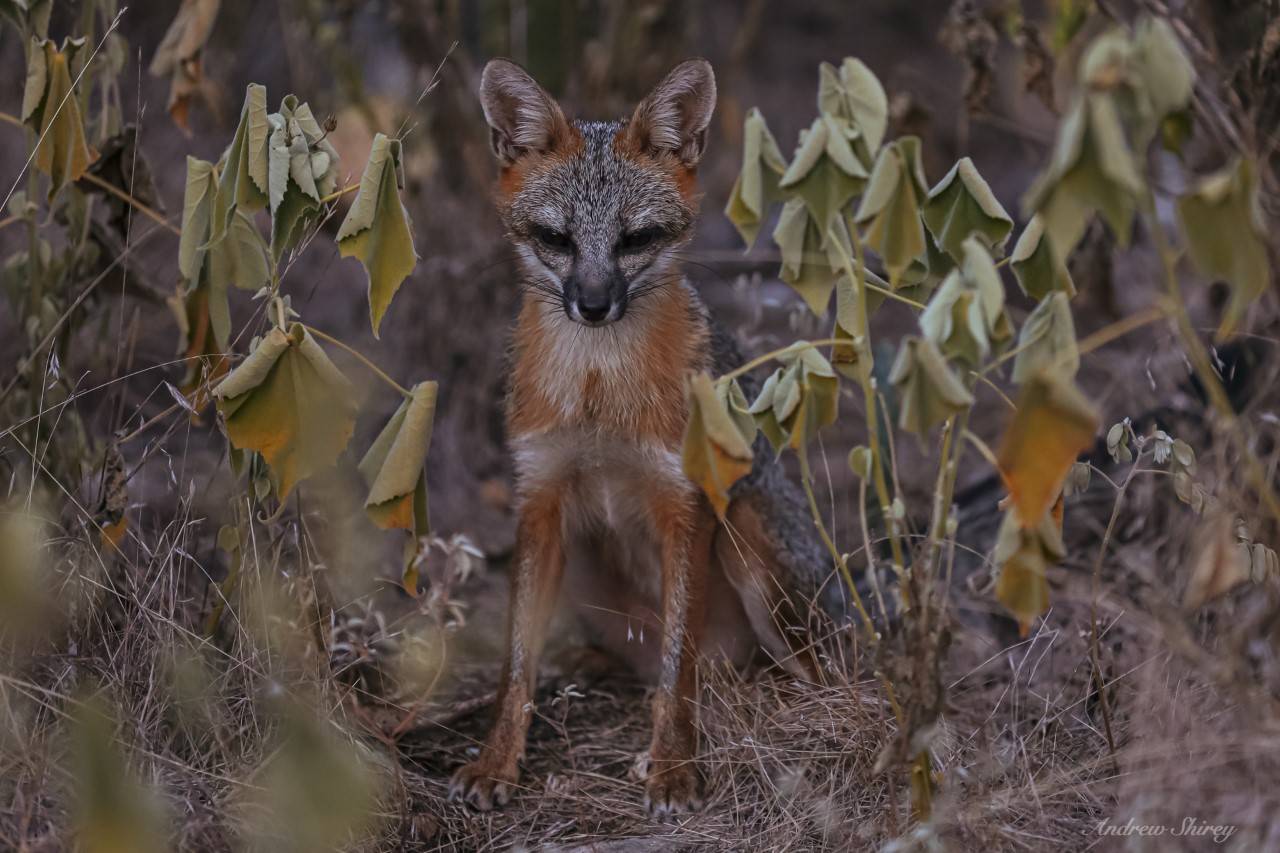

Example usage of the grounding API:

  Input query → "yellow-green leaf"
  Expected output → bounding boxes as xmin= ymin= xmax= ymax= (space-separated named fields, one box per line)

xmin=923 ymin=157 xmax=1013 ymax=260
xmin=208 ymin=209 xmax=271 ymax=293
xmin=854 ymin=137 xmax=928 ymax=287
xmin=994 ymin=508 xmax=1063 ymax=636
xmin=1176 ymin=158 xmax=1270 ymax=338
xmin=71 ymin=696 xmax=167 ymax=853
xmin=997 ymin=371 xmax=1098 ymax=526
xmin=1133 ymin=17 xmax=1194 ymax=120
xmin=337 ymin=133 xmax=418 ymax=337
xmin=1010 ymin=214 xmax=1075 ymax=299
xmin=1012 ymin=291 xmax=1078 ymax=383
xmin=725 ymin=107 xmax=788 ymax=247
xmin=177 ymin=156 xmax=217 ymax=283
xmin=774 ymin=198 xmax=838 ymax=316
xmin=359 ymin=381 xmax=436 ymax=535
xmin=683 ymin=372 xmax=754 ymax=519
xmin=889 ymin=336 xmax=974 ymax=436
xmin=919 ymin=238 xmax=1011 ymax=367
xmin=23 ymin=37 xmax=97 ymax=201
xmin=213 ymin=324 xmax=357 ymax=499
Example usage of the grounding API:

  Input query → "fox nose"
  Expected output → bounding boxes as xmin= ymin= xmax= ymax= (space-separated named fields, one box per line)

xmin=575 ymin=289 xmax=612 ymax=322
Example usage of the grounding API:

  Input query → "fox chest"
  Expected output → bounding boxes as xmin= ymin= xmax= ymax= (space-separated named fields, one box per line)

xmin=512 ymin=430 xmax=693 ymax=593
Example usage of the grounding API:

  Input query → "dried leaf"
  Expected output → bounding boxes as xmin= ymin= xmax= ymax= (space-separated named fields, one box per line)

xmin=1010 ymin=214 xmax=1076 ymax=299
xmin=23 ymin=37 xmax=98 ymax=201
xmin=209 ymin=83 xmax=270 ymax=244
xmin=682 ymin=372 xmax=754 ymax=519
xmin=922 ymin=157 xmax=1013 ymax=260
xmin=855 ymin=137 xmax=929 ymax=287
xmin=774 ymin=198 xmax=839 ymax=316
xmin=994 ymin=508 xmax=1064 ymax=636
xmin=998 ymin=372 xmax=1098 ymax=526
xmin=1176 ymin=158 xmax=1271 ymax=338
xmin=1011 ymin=291 xmax=1078 ymax=383
xmin=919 ymin=237 xmax=1011 ymax=367
xmin=213 ymin=324 xmax=357 ymax=498
xmin=725 ymin=108 xmax=788 ymax=247
xmin=148 ymin=0 xmax=221 ymax=131
xmin=889 ymin=336 xmax=975 ymax=436
xmin=72 ymin=697 xmax=166 ymax=853
xmin=337 ymin=134 xmax=418 ymax=337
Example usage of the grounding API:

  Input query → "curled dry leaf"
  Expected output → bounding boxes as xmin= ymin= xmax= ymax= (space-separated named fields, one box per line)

xmin=1010 ymin=214 xmax=1076 ymax=300
xmin=725 ymin=108 xmax=788 ymax=248
xmin=854 ymin=136 xmax=929 ymax=288
xmin=922 ymin=157 xmax=1013 ymax=261
xmin=889 ymin=336 xmax=974 ymax=436
xmin=682 ymin=372 xmax=755 ymax=519
xmin=1011 ymin=291 xmax=1079 ymax=383
xmin=337 ymin=133 xmax=419 ymax=337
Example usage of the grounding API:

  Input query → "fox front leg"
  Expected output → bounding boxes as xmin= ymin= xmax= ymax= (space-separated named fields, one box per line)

xmin=450 ymin=490 xmax=564 ymax=811
xmin=644 ymin=491 xmax=714 ymax=816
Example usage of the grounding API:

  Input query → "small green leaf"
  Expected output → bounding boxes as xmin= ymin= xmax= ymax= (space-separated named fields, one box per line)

xmin=1010 ymin=214 xmax=1076 ymax=299
xmin=922 ymin=157 xmax=1013 ymax=260
xmin=888 ymin=336 xmax=975 ymax=436
xmin=854 ymin=136 xmax=929 ymax=287
xmin=213 ymin=324 xmax=357 ymax=499
xmin=683 ymin=373 xmax=755 ymax=519
xmin=1133 ymin=17 xmax=1194 ymax=120
xmin=919 ymin=238 xmax=1012 ymax=367
xmin=178 ymin=156 xmax=217 ymax=283
xmin=337 ymin=133 xmax=419 ymax=337
xmin=725 ymin=108 xmax=788 ymax=247
xmin=1012 ymin=291 xmax=1078 ymax=383
xmin=1176 ymin=158 xmax=1271 ymax=338
xmin=848 ymin=445 xmax=872 ymax=480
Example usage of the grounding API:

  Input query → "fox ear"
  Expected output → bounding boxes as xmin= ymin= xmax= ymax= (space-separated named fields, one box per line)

xmin=626 ymin=59 xmax=717 ymax=167
xmin=479 ymin=59 xmax=572 ymax=166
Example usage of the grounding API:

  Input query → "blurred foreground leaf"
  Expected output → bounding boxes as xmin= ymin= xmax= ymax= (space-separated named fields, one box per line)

xmin=997 ymin=372 xmax=1098 ymax=526
xmin=72 ymin=696 xmax=166 ymax=853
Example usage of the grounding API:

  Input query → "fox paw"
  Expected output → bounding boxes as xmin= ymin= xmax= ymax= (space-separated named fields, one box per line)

xmin=449 ymin=760 xmax=519 ymax=812
xmin=643 ymin=760 xmax=703 ymax=817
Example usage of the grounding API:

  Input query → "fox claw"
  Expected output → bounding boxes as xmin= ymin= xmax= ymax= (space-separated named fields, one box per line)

xmin=449 ymin=761 xmax=519 ymax=812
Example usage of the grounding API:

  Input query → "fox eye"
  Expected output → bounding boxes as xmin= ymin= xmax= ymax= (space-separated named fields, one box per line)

xmin=531 ymin=225 xmax=574 ymax=254
xmin=617 ymin=227 xmax=663 ymax=254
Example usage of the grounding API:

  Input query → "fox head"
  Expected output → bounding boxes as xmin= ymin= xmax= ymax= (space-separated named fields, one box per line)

xmin=479 ymin=58 xmax=716 ymax=326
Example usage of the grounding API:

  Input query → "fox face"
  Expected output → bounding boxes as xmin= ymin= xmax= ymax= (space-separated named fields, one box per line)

xmin=480 ymin=59 xmax=716 ymax=326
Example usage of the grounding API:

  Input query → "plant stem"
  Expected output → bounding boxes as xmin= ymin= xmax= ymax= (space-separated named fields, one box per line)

xmin=318 ymin=182 xmax=361 ymax=205
xmin=796 ymin=441 xmax=877 ymax=637
xmin=305 ymin=324 xmax=411 ymax=398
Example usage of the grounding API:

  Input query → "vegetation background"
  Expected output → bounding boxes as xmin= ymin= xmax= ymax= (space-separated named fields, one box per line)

xmin=1 ymin=0 xmax=1279 ymax=850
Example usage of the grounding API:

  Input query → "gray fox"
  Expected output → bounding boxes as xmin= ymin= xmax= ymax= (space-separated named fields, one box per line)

xmin=449 ymin=57 xmax=839 ymax=816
